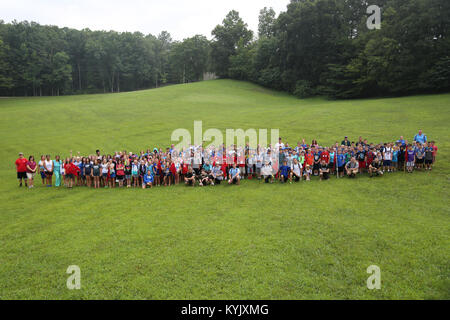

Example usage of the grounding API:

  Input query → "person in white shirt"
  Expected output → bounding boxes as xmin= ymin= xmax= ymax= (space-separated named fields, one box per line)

xmin=261 ymin=161 xmax=274 ymax=183
xmin=383 ymin=143 xmax=393 ymax=172
xmin=291 ymin=158 xmax=302 ymax=182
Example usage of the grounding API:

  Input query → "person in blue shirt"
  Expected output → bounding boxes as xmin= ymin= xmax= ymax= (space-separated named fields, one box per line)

xmin=336 ymin=150 xmax=346 ymax=178
xmin=396 ymin=136 xmax=406 ymax=146
xmin=279 ymin=160 xmax=291 ymax=183
xmin=414 ymin=130 xmax=427 ymax=144
xmin=142 ymin=169 xmax=153 ymax=189
xmin=228 ymin=163 xmax=240 ymax=185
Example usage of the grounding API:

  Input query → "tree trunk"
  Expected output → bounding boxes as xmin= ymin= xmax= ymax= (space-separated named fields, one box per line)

xmin=111 ymin=71 xmax=114 ymax=93
xmin=78 ymin=62 xmax=82 ymax=91
xmin=117 ymin=72 xmax=120 ymax=93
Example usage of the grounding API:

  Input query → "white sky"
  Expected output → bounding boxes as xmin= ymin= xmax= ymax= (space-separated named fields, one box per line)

xmin=0 ymin=0 xmax=291 ymax=40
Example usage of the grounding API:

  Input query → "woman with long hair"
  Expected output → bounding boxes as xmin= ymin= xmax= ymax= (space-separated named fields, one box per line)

xmin=53 ymin=155 xmax=62 ymax=187
xmin=26 ymin=155 xmax=37 ymax=188
xmin=44 ymin=155 xmax=54 ymax=187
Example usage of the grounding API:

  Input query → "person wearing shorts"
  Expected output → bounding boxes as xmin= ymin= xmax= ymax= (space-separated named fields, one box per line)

xmin=92 ymin=160 xmax=101 ymax=188
xmin=38 ymin=155 xmax=46 ymax=185
xmin=84 ymin=159 xmax=92 ymax=188
xmin=356 ymin=146 xmax=366 ymax=173
xmin=345 ymin=157 xmax=359 ymax=178
xmin=132 ymin=160 xmax=140 ymax=188
xmin=368 ymin=157 xmax=383 ymax=177
xmin=303 ymin=164 xmax=312 ymax=181
xmin=15 ymin=152 xmax=28 ymax=187
xmin=211 ymin=163 xmax=223 ymax=185
xmin=291 ymin=158 xmax=302 ymax=182
xmin=406 ymin=145 xmax=415 ymax=173
xmin=424 ymin=144 xmax=433 ymax=170
xmin=116 ymin=160 xmax=125 ymax=187
xmin=184 ymin=167 xmax=196 ymax=186
xmin=319 ymin=160 xmax=330 ymax=181
xmin=44 ymin=155 xmax=54 ymax=186
xmin=415 ymin=144 xmax=425 ymax=170
xmin=101 ymin=159 xmax=109 ymax=187
xmin=142 ymin=169 xmax=154 ymax=189
xmin=228 ymin=163 xmax=240 ymax=185
xmin=26 ymin=155 xmax=37 ymax=188
xmin=108 ymin=160 xmax=116 ymax=188
xmin=261 ymin=162 xmax=273 ymax=183
xmin=279 ymin=160 xmax=291 ymax=183
xmin=336 ymin=150 xmax=346 ymax=178
xmin=124 ymin=162 xmax=132 ymax=187
xmin=383 ymin=144 xmax=393 ymax=172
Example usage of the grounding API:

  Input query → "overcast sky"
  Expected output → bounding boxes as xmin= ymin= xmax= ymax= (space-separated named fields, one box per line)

xmin=0 ymin=0 xmax=291 ymax=40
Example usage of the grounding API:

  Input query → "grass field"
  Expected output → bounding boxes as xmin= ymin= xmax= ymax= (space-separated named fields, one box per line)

xmin=0 ymin=79 xmax=449 ymax=299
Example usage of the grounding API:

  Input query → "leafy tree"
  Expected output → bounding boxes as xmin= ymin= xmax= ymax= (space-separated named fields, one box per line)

xmin=211 ymin=10 xmax=253 ymax=78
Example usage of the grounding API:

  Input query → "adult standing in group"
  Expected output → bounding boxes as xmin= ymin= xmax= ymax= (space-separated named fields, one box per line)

xmin=53 ymin=155 xmax=62 ymax=187
xmin=26 ymin=156 xmax=37 ymax=188
xmin=15 ymin=152 xmax=28 ymax=187
xmin=341 ymin=136 xmax=351 ymax=147
xmin=44 ymin=155 xmax=54 ymax=187
xmin=414 ymin=129 xmax=427 ymax=144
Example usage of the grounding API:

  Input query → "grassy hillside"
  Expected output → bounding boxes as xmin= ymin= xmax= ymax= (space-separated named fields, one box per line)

xmin=0 ymin=80 xmax=449 ymax=299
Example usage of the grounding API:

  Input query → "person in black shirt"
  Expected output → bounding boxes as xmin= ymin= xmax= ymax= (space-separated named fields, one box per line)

xmin=124 ymin=162 xmax=132 ymax=187
xmin=398 ymin=144 xmax=406 ymax=171
xmin=319 ymin=160 xmax=330 ymax=180
xmin=369 ymin=157 xmax=383 ymax=177
xmin=184 ymin=167 xmax=196 ymax=186
xmin=341 ymin=136 xmax=351 ymax=147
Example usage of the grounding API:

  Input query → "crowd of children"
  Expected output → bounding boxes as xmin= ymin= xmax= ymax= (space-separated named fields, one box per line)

xmin=15 ymin=131 xmax=437 ymax=189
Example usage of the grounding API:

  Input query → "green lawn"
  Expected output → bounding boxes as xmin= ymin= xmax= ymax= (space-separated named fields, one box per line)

xmin=0 ymin=79 xmax=449 ymax=299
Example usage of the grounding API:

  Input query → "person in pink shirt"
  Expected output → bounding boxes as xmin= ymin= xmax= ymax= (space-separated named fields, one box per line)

xmin=26 ymin=155 xmax=37 ymax=188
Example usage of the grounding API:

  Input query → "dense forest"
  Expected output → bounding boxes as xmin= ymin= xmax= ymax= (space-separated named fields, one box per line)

xmin=0 ymin=0 xmax=449 ymax=98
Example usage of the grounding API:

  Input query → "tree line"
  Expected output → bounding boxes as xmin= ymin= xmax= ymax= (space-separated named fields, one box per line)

xmin=0 ymin=0 xmax=449 ymax=98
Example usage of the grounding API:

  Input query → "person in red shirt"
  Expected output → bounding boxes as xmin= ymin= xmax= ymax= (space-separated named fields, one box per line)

xmin=430 ymin=141 xmax=438 ymax=163
xmin=64 ymin=160 xmax=80 ymax=188
xmin=15 ymin=152 xmax=28 ymax=187
xmin=305 ymin=150 xmax=314 ymax=168
xmin=320 ymin=148 xmax=330 ymax=165
xmin=169 ymin=160 xmax=177 ymax=184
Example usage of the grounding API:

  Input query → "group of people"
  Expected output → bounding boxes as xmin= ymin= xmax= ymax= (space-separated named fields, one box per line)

xmin=15 ymin=130 xmax=437 ymax=189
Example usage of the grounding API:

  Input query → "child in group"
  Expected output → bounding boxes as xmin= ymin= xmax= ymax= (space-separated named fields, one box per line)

xmin=303 ymin=164 xmax=312 ymax=181
xmin=184 ymin=167 xmax=196 ymax=186
xmin=124 ymin=161 xmax=132 ymax=187
xmin=391 ymin=146 xmax=398 ymax=172
xmin=291 ymin=158 xmax=302 ymax=182
xmin=415 ymin=144 xmax=425 ymax=170
xmin=101 ymin=159 xmax=109 ymax=187
xmin=92 ymin=160 xmax=101 ymax=189
xmin=108 ymin=160 xmax=116 ymax=188
xmin=116 ymin=160 xmax=125 ymax=187
xmin=38 ymin=155 xmax=46 ymax=185
xmin=424 ymin=143 xmax=434 ymax=171
xmin=84 ymin=158 xmax=92 ymax=187
xmin=142 ymin=169 xmax=154 ymax=189
xmin=368 ymin=157 xmax=383 ymax=177
xmin=132 ymin=159 xmax=140 ymax=188
xmin=319 ymin=160 xmax=330 ymax=181
xmin=406 ymin=144 xmax=415 ymax=173
xmin=279 ymin=160 xmax=291 ymax=183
